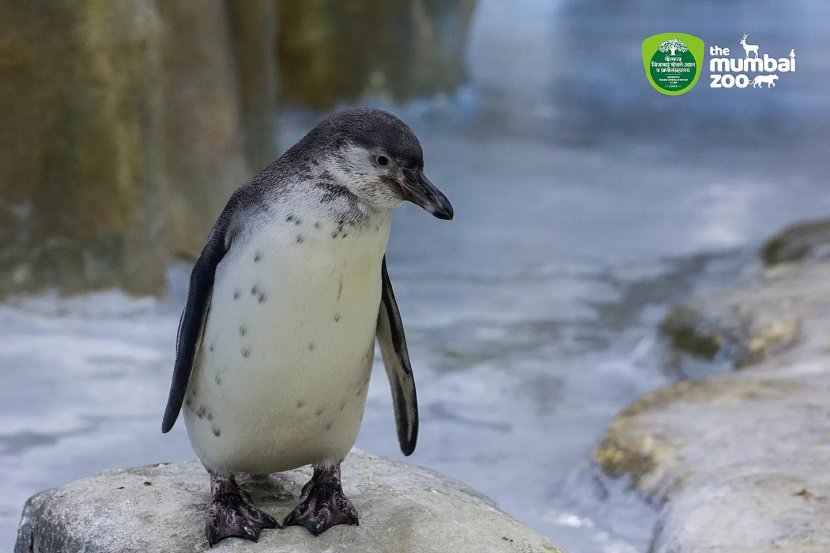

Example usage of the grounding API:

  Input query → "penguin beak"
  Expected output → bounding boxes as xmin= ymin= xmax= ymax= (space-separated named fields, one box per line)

xmin=399 ymin=168 xmax=454 ymax=220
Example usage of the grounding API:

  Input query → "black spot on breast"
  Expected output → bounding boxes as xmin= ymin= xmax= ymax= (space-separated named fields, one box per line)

xmin=209 ymin=343 xmax=215 ymax=352
xmin=286 ymin=214 xmax=294 ymax=222
xmin=294 ymin=218 xmax=303 ymax=226
xmin=339 ymin=400 xmax=346 ymax=411
xmin=242 ymin=348 xmax=251 ymax=358
xmin=308 ymin=341 xmax=315 ymax=351
xmin=254 ymin=253 xmax=261 ymax=262
xmin=296 ymin=234 xmax=304 ymax=244
xmin=258 ymin=293 xmax=267 ymax=304
xmin=214 ymin=374 xmax=222 ymax=385
xmin=185 ymin=397 xmax=192 ymax=407
xmin=233 ymin=290 xmax=240 ymax=300
xmin=341 ymin=233 xmax=348 ymax=239
xmin=251 ymin=285 xmax=259 ymax=295
xmin=325 ymin=422 xmax=333 ymax=431
xmin=207 ymin=412 xmax=214 ymax=422
xmin=315 ymin=407 xmax=324 ymax=416
xmin=239 ymin=325 xmax=247 ymax=336
xmin=212 ymin=425 xmax=221 ymax=437
xmin=197 ymin=406 xmax=206 ymax=419
xmin=314 ymin=221 xmax=322 ymax=229
xmin=296 ymin=400 xmax=305 ymax=409
xmin=331 ymin=232 xmax=338 ymax=239
xmin=334 ymin=314 xmax=341 ymax=323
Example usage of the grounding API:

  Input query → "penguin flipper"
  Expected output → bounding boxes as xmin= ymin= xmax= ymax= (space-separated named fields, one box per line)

xmin=376 ymin=256 xmax=418 ymax=455
xmin=161 ymin=207 xmax=235 ymax=433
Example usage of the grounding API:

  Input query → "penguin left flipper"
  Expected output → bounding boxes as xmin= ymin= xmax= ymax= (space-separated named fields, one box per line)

xmin=376 ymin=256 xmax=419 ymax=456
xmin=161 ymin=200 xmax=238 ymax=433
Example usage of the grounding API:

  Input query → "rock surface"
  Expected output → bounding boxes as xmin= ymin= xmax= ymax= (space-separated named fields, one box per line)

xmin=156 ymin=0 xmax=277 ymax=259
xmin=0 ymin=1 xmax=167 ymax=297
xmin=761 ymin=218 xmax=830 ymax=266
xmin=596 ymin=250 xmax=830 ymax=551
xmin=15 ymin=449 xmax=562 ymax=553
xmin=276 ymin=0 xmax=476 ymax=109
xmin=659 ymin=261 xmax=830 ymax=369
xmin=0 ymin=0 xmax=281 ymax=294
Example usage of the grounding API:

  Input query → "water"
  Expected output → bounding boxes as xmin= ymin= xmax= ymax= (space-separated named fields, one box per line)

xmin=2 ymin=0 xmax=830 ymax=551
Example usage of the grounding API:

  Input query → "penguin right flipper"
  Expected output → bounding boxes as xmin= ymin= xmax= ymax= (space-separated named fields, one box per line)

xmin=376 ymin=256 xmax=419 ymax=456
xmin=161 ymin=202 xmax=238 ymax=433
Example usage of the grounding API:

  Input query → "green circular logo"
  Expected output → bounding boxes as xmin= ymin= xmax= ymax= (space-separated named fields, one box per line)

xmin=648 ymin=38 xmax=698 ymax=92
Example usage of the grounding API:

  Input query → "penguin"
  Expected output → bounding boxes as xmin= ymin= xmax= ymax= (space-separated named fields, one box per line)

xmin=161 ymin=107 xmax=453 ymax=546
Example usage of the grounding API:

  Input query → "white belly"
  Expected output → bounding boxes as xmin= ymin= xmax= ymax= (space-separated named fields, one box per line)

xmin=184 ymin=208 xmax=390 ymax=474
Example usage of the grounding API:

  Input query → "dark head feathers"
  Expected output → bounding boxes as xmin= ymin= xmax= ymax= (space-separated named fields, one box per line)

xmin=291 ymin=107 xmax=424 ymax=169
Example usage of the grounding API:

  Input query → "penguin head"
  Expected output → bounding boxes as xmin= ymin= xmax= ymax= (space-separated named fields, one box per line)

xmin=305 ymin=107 xmax=454 ymax=220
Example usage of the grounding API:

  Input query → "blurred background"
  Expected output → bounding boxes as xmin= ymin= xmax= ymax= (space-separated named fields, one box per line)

xmin=1 ymin=1 xmax=829 ymax=551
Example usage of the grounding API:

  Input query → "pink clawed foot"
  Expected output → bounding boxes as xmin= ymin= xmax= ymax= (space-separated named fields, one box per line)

xmin=283 ymin=464 xmax=358 ymax=536
xmin=205 ymin=472 xmax=278 ymax=546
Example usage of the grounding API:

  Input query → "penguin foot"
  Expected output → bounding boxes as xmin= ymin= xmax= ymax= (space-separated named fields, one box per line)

xmin=205 ymin=472 xmax=278 ymax=547
xmin=284 ymin=464 xmax=359 ymax=536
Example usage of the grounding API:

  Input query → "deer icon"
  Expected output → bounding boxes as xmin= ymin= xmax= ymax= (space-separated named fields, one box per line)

xmin=740 ymin=34 xmax=760 ymax=59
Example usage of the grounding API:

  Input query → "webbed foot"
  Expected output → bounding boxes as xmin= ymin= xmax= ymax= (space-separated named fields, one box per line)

xmin=284 ymin=464 xmax=358 ymax=536
xmin=206 ymin=472 xmax=278 ymax=546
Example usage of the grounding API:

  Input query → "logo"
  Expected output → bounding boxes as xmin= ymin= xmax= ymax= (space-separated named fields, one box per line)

xmin=642 ymin=33 xmax=705 ymax=95
xmin=709 ymin=35 xmax=796 ymax=89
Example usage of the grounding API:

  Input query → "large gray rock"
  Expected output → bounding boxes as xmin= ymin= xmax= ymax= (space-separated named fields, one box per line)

xmin=16 ymin=449 xmax=562 ymax=553
xmin=596 ymin=257 xmax=830 ymax=552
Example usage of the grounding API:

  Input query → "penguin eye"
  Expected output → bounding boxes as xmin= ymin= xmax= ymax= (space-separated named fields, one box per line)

xmin=376 ymin=155 xmax=389 ymax=166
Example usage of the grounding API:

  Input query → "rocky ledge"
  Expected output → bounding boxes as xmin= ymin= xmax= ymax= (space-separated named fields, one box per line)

xmin=16 ymin=449 xmax=562 ymax=553
xmin=595 ymin=220 xmax=830 ymax=553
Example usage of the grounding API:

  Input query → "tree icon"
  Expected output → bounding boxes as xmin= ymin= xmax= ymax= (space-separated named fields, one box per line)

xmin=659 ymin=38 xmax=688 ymax=56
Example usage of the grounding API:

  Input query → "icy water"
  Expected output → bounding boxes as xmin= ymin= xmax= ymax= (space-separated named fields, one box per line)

xmin=3 ymin=0 xmax=830 ymax=551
